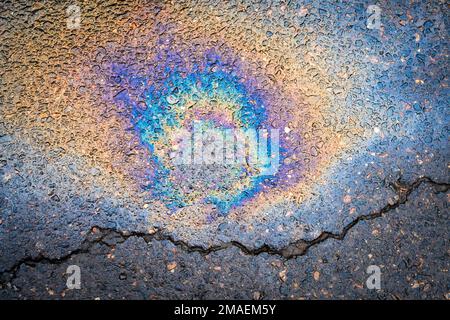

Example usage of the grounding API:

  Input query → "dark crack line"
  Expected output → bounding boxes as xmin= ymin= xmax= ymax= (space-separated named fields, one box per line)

xmin=1 ymin=177 xmax=448 ymax=285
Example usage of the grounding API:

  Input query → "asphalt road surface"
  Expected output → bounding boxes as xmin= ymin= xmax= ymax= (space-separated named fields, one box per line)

xmin=0 ymin=0 xmax=448 ymax=299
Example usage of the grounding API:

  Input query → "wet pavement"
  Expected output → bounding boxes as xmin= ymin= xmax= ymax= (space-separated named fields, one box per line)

xmin=0 ymin=1 xmax=448 ymax=299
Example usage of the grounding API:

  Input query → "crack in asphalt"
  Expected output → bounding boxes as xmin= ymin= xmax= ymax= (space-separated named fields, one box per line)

xmin=0 ymin=177 xmax=448 ymax=285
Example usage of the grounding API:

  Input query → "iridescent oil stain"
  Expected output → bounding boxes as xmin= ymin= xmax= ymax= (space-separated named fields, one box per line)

xmin=2 ymin=0 xmax=447 ymax=248
xmin=1 ymin=0 xmax=448 ymax=299
xmin=112 ymin=50 xmax=293 ymax=215
xmin=77 ymin=2 xmax=372 ymax=239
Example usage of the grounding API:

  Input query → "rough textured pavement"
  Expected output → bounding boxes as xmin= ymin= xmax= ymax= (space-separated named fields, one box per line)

xmin=0 ymin=1 xmax=449 ymax=299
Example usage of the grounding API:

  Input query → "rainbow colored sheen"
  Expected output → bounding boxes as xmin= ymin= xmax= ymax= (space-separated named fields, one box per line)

xmin=113 ymin=53 xmax=284 ymax=214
